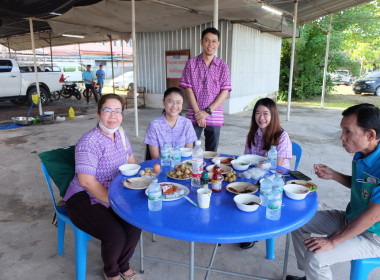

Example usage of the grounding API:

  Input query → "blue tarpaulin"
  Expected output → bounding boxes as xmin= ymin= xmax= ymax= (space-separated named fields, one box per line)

xmin=0 ymin=123 xmax=22 ymax=130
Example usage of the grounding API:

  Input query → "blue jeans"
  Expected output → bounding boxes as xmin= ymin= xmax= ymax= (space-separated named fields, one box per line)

xmin=98 ymin=80 xmax=104 ymax=96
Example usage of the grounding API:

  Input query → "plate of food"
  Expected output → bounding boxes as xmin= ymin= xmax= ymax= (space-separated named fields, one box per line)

xmin=286 ymin=180 xmax=317 ymax=191
xmin=211 ymin=156 xmax=234 ymax=165
xmin=145 ymin=182 xmax=189 ymax=201
xmin=237 ymin=154 xmax=267 ymax=165
xmin=123 ymin=177 xmax=152 ymax=190
xmin=203 ymin=151 xmax=219 ymax=159
xmin=226 ymin=182 xmax=258 ymax=195
xmin=167 ymin=164 xmax=192 ymax=180
xmin=181 ymin=160 xmax=206 ymax=167
xmin=205 ymin=164 xmax=233 ymax=175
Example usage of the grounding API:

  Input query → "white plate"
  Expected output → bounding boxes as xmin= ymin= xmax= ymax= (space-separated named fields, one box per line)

xmin=226 ymin=182 xmax=258 ymax=195
xmin=145 ymin=182 xmax=189 ymax=201
xmin=211 ymin=156 xmax=234 ymax=165
xmin=123 ymin=177 xmax=152 ymax=190
xmin=237 ymin=154 xmax=267 ymax=165
xmin=181 ymin=160 xmax=206 ymax=167
xmin=205 ymin=164 xmax=233 ymax=175
xmin=203 ymin=151 xmax=219 ymax=159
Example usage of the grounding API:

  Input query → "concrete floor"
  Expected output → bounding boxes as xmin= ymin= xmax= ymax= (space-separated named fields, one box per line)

xmin=1 ymin=103 xmax=380 ymax=280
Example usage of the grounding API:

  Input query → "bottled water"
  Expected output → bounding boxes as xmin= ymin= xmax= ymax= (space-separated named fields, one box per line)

xmin=191 ymin=140 xmax=204 ymax=188
xmin=266 ymin=185 xmax=282 ymax=220
xmin=147 ymin=178 xmax=162 ymax=211
xmin=160 ymin=143 xmax=170 ymax=166
xmin=260 ymin=174 xmax=272 ymax=207
xmin=268 ymin=145 xmax=277 ymax=169
xmin=171 ymin=145 xmax=181 ymax=168
xmin=272 ymin=172 xmax=284 ymax=192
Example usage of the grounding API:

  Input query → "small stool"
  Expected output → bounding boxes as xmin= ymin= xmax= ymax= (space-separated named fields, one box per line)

xmin=350 ymin=258 xmax=380 ymax=280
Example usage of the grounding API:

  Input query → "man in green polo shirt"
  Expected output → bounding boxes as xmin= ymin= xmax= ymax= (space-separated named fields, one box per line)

xmin=287 ymin=103 xmax=380 ymax=280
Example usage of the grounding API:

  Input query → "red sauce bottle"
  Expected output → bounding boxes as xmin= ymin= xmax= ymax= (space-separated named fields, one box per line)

xmin=211 ymin=159 xmax=223 ymax=193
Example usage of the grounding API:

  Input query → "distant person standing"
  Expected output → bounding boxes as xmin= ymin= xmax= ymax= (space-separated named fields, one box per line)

xmin=96 ymin=65 xmax=105 ymax=96
xmin=83 ymin=64 xmax=99 ymax=104
xmin=180 ymin=27 xmax=232 ymax=152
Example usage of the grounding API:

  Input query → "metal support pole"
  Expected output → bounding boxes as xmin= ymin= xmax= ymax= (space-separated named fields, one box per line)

xmin=49 ymin=32 xmax=53 ymax=69
xmin=121 ymin=40 xmax=125 ymax=93
xmin=7 ymin=38 xmax=11 ymax=58
xmin=286 ymin=0 xmax=298 ymax=121
xmin=321 ymin=14 xmax=332 ymax=109
xmin=190 ymin=241 xmax=194 ymax=280
xmin=29 ymin=18 xmax=43 ymax=115
xmin=139 ymin=233 xmax=144 ymax=274
xmin=132 ymin=0 xmax=139 ymax=137
xmin=213 ymin=0 xmax=218 ymax=57
xmin=108 ymin=34 xmax=115 ymax=94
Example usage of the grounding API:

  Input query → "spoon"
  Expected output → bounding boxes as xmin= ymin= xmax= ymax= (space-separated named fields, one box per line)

xmin=179 ymin=190 xmax=198 ymax=207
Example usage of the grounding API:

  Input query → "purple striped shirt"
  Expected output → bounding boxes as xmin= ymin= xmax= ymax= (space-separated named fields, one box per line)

xmin=244 ymin=129 xmax=292 ymax=169
xmin=144 ymin=114 xmax=198 ymax=150
xmin=180 ymin=54 xmax=232 ymax=126
xmin=64 ymin=125 xmax=133 ymax=207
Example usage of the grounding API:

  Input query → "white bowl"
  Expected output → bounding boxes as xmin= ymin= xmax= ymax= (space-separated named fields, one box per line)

xmin=233 ymin=194 xmax=261 ymax=212
xmin=119 ymin=164 xmax=141 ymax=176
xmin=231 ymin=159 xmax=250 ymax=171
xmin=180 ymin=147 xmax=192 ymax=157
xmin=284 ymin=184 xmax=310 ymax=200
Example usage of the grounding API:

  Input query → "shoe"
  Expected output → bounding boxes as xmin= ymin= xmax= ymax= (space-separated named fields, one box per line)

xmin=120 ymin=269 xmax=142 ymax=280
xmin=286 ymin=275 xmax=306 ymax=280
xmin=103 ymin=270 xmax=123 ymax=280
xmin=239 ymin=241 xmax=257 ymax=249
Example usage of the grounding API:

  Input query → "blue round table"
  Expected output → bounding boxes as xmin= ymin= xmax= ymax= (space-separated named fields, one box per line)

xmin=109 ymin=156 xmax=318 ymax=280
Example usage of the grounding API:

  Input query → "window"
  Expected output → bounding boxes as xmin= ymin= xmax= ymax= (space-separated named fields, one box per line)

xmin=0 ymin=60 xmax=13 ymax=72
xmin=114 ymin=40 xmax=122 ymax=46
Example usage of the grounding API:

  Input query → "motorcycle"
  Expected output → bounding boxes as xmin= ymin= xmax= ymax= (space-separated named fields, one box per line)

xmin=82 ymin=81 xmax=98 ymax=99
xmin=60 ymin=77 xmax=82 ymax=100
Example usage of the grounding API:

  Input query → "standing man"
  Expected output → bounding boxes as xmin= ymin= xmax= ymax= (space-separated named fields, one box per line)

xmin=83 ymin=64 xmax=98 ymax=104
xmin=96 ymin=64 xmax=105 ymax=96
xmin=287 ymin=103 xmax=380 ymax=280
xmin=180 ymin=27 xmax=231 ymax=152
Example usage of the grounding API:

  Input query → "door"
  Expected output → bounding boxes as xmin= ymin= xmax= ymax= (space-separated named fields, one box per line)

xmin=0 ymin=60 xmax=21 ymax=96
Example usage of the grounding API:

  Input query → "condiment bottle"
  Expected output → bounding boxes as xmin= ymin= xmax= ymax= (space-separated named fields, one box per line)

xmin=211 ymin=159 xmax=223 ymax=193
xmin=69 ymin=107 xmax=75 ymax=119
xmin=201 ymin=171 xmax=209 ymax=189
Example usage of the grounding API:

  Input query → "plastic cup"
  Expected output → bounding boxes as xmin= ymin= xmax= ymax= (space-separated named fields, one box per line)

xmin=243 ymin=170 xmax=252 ymax=179
xmin=197 ymin=188 xmax=212 ymax=209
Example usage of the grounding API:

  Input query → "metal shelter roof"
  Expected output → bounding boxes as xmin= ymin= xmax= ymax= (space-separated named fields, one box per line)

xmin=0 ymin=0 xmax=372 ymax=51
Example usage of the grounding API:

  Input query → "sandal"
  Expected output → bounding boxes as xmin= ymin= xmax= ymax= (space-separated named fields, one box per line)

xmin=103 ymin=270 xmax=123 ymax=280
xmin=120 ymin=269 xmax=142 ymax=280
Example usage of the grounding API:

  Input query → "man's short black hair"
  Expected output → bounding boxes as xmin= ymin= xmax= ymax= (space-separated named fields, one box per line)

xmin=342 ymin=103 xmax=380 ymax=139
xmin=87 ymin=64 xmax=91 ymax=67
xmin=99 ymin=64 xmax=103 ymax=67
xmin=201 ymin=27 xmax=220 ymax=41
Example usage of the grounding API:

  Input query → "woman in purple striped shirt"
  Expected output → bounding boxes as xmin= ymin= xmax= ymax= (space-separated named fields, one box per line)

xmin=241 ymin=97 xmax=292 ymax=250
xmin=144 ymin=87 xmax=198 ymax=159
xmin=64 ymin=94 xmax=142 ymax=280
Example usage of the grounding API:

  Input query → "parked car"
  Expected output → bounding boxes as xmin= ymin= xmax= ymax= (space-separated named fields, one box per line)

xmin=330 ymin=70 xmax=352 ymax=86
xmin=109 ymin=71 xmax=133 ymax=89
xmin=0 ymin=59 xmax=64 ymax=105
xmin=352 ymin=71 xmax=380 ymax=96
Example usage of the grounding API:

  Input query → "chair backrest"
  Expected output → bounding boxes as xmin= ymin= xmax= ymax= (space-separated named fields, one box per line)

xmin=292 ymin=141 xmax=302 ymax=171
xmin=39 ymin=146 xmax=76 ymax=197
xmin=41 ymin=162 xmax=60 ymax=213
xmin=145 ymin=144 xmax=152 ymax=161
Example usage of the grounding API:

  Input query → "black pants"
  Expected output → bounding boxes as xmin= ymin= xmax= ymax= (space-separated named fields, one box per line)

xmin=66 ymin=191 xmax=141 ymax=277
xmin=85 ymin=83 xmax=99 ymax=103
xmin=193 ymin=125 xmax=221 ymax=152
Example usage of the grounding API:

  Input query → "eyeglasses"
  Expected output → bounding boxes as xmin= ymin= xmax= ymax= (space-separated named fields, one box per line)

xmin=101 ymin=108 xmax=124 ymax=116
xmin=203 ymin=38 xmax=218 ymax=45
xmin=166 ymin=99 xmax=183 ymax=106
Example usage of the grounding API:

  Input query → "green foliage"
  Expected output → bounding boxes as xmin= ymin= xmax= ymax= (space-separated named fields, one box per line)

xmin=279 ymin=0 xmax=379 ymax=100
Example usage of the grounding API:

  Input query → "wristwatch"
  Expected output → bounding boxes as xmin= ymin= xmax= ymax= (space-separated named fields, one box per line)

xmin=205 ymin=107 xmax=212 ymax=115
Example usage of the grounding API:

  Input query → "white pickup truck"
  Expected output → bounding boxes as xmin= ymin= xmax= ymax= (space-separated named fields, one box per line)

xmin=0 ymin=58 xmax=64 ymax=105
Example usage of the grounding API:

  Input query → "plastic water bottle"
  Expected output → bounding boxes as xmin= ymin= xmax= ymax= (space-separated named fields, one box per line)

xmin=272 ymin=172 xmax=284 ymax=192
xmin=171 ymin=145 xmax=181 ymax=168
xmin=160 ymin=143 xmax=170 ymax=167
xmin=260 ymin=174 xmax=272 ymax=207
xmin=266 ymin=185 xmax=282 ymax=220
xmin=268 ymin=145 xmax=278 ymax=169
xmin=191 ymin=140 xmax=204 ymax=188
xmin=147 ymin=178 xmax=162 ymax=211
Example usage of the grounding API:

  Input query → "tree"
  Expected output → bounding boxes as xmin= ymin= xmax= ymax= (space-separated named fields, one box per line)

xmin=279 ymin=0 xmax=380 ymax=100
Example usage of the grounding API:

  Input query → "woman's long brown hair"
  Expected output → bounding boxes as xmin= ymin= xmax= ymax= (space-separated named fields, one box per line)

xmin=247 ymin=98 xmax=283 ymax=151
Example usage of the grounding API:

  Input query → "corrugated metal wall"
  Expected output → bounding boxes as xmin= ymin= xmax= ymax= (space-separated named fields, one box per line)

xmin=136 ymin=20 xmax=232 ymax=95
xmin=230 ymin=24 xmax=282 ymax=98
